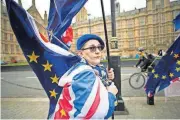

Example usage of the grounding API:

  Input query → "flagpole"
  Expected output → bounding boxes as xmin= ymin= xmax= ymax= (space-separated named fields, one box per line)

xmin=100 ymin=0 xmax=111 ymax=69
xmin=100 ymin=0 xmax=115 ymax=119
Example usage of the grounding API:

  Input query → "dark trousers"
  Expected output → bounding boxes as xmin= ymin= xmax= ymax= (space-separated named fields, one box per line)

xmin=141 ymin=60 xmax=151 ymax=72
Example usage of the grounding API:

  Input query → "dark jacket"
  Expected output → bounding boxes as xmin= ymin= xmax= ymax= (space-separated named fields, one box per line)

xmin=136 ymin=52 xmax=155 ymax=70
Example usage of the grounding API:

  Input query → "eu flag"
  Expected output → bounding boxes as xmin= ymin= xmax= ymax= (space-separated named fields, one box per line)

xmin=47 ymin=0 xmax=87 ymax=49
xmin=5 ymin=0 xmax=81 ymax=118
xmin=145 ymin=34 xmax=180 ymax=97
xmin=173 ymin=13 xmax=180 ymax=31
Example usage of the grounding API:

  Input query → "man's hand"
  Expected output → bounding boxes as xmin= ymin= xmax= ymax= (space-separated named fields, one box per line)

xmin=107 ymin=82 xmax=118 ymax=96
xmin=107 ymin=68 xmax=114 ymax=80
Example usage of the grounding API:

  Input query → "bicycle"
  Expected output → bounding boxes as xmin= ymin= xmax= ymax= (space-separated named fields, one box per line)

xmin=129 ymin=67 xmax=148 ymax=89
xmin=129 ymin=57 xmax=157 ymax=89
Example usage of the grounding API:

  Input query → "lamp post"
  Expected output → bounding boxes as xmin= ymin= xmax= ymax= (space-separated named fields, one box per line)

xmin=88 ymin=13 xmax=91 ymax=34
xmin=111 ymin=0 xmax=116 ymax=37
xmin=110 ymin=0 xmax=126 ymax=114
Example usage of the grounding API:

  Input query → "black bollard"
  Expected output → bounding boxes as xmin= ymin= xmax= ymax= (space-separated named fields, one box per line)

xmin=147 ymin=66 xmax=155 ymax=105
xmin=147 ymin=95 xmax=154 ymax=105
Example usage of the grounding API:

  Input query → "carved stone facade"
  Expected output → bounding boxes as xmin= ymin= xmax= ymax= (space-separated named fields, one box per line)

xmin=1 ymin=0 xmax=180 ymax=61
xmin=72 ymin=0 xmax=180 ymax=58
xmin=1 ymin=0 xmax=47 ymax=62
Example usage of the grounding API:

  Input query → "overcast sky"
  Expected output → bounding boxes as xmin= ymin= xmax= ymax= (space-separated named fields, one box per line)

xmin=14 ymin=0 xmax=177 ymax=18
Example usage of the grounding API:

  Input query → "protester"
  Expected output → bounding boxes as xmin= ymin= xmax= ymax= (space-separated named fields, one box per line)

xmin=53 ymin=34 xmax=118 ymax=119
xmin=134 ymin=47 xmax=155 ymax=72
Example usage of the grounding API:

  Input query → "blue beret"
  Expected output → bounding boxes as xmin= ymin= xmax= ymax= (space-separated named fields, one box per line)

xmin=76 ymin=34 xmax=105 ymax=50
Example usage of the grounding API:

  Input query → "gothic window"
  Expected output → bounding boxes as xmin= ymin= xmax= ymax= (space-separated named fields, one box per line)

xmin=2 ymin=44 xmax=4 ymax=53
xmin=5 ymin=44 xmax=8 ymax=53
xmin=161 ymin=14 xmax=165 ymax=23
xmin=16 ymin=45 xmax=20 ymax=53
xmin=1 ymin=32 xmax=4 ymax=40
xmin=4 ymin=19 xmax=7 ymax=29
xmin=4 ymin=33 xmax=7 ymax=40
xmin=153 ymin=28 xmax=157 ymax=35
xmin=139 ymin=17 xmax=145 ymax=26
xmin=153 ymin=15 xmax=156 ymax=24
xmin=129 ymin=40 xmax=135 ymax=48
xmin=122 ymin=21 xmax=126 ymax=28
xmin=10 ymin=34 xmax=13 ymax=41
xmin=153 ymin=14 xmax=161 ymax=24
xmin=161 ymin=0 xmax=164 ymax=8
xmin=153 ymin=0 xmax=161 ymax=9
xmin=11 ymin=44 xmax=14 ymax=54
xmin=140 ymin=29 xmax=145 ymax=36
xmin=148 ymin=28 xmax=153 ymax=35
xmin=140 ymin=39 xmax=146 ymax=46
xmin=128 ymin=31 xmax=133 ymax=38
xmin=128 ymin=20 xmax=133 ymax=28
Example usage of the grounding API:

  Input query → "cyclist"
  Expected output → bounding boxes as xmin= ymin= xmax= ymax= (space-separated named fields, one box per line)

xmin=134 ymin=47 xmax=155 ymax=72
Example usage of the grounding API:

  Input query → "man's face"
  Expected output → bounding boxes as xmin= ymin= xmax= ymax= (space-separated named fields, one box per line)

xmin=79 ymin=40 xmax=103 ymax=66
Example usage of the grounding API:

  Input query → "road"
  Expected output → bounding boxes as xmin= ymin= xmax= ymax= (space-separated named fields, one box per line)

xmin=1 ymin=67 xmax=164 ymax=98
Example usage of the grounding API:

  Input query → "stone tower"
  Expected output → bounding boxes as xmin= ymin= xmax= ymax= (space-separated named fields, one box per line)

xmin=76 ymin=7 xmax=87 ymax=22
xmin=147 ymin=0 xmax=170 ymax=10
xmin=32 ymin=0 xmax=35 ymax=6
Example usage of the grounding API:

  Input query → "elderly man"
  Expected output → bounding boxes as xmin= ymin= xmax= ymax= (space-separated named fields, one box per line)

xmin=53 ymin=34 xmax=118 ymax=119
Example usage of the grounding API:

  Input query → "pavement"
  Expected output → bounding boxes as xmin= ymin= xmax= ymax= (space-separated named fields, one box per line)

xmin=1 ymin=96 xmax=180 ymax=119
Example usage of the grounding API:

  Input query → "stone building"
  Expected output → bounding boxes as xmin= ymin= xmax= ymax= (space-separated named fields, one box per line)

xmin=1 ymin=0 xmax=47 ymax=62
xmin=1 ymin=0 xmax=180 ymax=62
xmin=72 ymin=0 xmax=180 ymax=58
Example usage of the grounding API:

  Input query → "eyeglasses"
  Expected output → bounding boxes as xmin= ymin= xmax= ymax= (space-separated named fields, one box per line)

xmin=81 ymin=45 xmax=104 ymax=52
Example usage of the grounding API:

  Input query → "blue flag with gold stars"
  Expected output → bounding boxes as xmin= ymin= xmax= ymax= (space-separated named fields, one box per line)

xmin=145 ymin=34 xmax=180 ymax=97
xmin=173 ymin=13 xmax=180 ymax=31
xmin=5 ymin=0 xmax=81 ymax=118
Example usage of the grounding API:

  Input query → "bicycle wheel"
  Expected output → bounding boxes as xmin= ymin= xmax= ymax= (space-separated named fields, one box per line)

xmin=129 ymin=73 xmax=145 ymax=89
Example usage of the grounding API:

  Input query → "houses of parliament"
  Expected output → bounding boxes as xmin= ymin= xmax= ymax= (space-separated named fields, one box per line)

xmin=1 ymin=0 xmax=180 ymax=62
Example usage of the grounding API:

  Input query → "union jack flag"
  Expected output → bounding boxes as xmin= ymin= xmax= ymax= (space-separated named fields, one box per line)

xmin=52 ymin=61 xmax=116 ymax=119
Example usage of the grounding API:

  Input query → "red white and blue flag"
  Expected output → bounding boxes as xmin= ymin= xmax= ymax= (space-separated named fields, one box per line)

xmin=47 ymin=0 xmax=87 ymax=49
xmin=52 ymin=63 xmax=116 ymax=119
xmin=61 ymin=26 xmax=73 ymax=47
